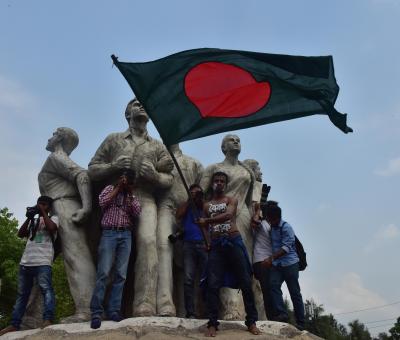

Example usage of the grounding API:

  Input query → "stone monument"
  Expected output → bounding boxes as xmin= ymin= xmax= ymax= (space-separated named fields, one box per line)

xmin=88 ymin=99 xmax=174 ymax=316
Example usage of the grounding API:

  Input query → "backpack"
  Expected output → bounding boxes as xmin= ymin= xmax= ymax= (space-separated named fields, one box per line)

xmin=281 ymin=222 xmax=308 ymax=271
xmin=294 ymin=235 xmax=307 ymax=271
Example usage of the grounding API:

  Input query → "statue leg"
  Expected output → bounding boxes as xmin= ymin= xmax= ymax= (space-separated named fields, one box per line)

xmin=235 ymin=208 xmax=266 ymax=320
xmin=55 ymin=199 xmax=96 ymax=322
xmin=133 ymin=197 xmax=158 ymax=316
xmin=156 ymin=206 xmax=176 ymax=316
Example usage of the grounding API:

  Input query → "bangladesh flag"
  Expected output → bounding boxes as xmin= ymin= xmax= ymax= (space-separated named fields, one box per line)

xmin=112 ymin=48 xmax=352 ymax=146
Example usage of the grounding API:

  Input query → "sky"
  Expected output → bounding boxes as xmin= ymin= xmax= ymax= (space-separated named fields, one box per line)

xmin=1 ymin=0 xmax=399 ymax=336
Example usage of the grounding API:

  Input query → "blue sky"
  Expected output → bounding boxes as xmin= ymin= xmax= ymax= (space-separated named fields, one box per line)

xmin=1 ymin=0 xmax=399 ymax=335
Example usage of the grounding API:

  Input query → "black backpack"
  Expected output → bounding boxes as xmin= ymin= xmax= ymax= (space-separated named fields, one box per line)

xmin=294 ymin=235 xmax=307 ymax=271
xmin=281 ymin=222 xmax=308 ymax=271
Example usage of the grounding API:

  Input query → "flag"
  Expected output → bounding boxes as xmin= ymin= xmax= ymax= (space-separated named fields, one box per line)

xmin=112 ymin=48 xmax=352 ymax=146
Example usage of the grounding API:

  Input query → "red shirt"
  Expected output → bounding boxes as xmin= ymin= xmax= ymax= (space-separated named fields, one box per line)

xmin=99 ymin=185 xmax=141 ymax=228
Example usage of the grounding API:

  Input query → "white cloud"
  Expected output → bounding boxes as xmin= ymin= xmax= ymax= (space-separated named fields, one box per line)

xmin=364 ymin=224 xmax=400 ymax=253
xmin=0 ymin=75 xmax=36 ymax=116
xmin=375 ymin=157 xmax=400 ymax=177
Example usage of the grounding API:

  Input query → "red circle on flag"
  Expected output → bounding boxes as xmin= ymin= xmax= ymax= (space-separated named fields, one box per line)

xmin=184 ymin=62 xmax=271 ymax=118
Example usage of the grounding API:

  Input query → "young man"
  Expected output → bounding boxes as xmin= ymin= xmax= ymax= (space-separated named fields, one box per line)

xmin=197 ymin=172 xmax=260 ymax=337
xmin=0 ymin=196 xmax=58 ymax=336
xmin=262 ymin=202 xmax=305 ymax=330
xmin=174 ymin=184 xmax=208 ymax=319
xmin=251 ymin=212 xmax=275 ymax=320
xmin=90 ymin=170 xmax=141 ymax=329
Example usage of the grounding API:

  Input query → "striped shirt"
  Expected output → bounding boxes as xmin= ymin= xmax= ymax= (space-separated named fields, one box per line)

xmin=99 ymin=185 xmax=142 ymax=228
xmin=20 ymin=216 xmax=58 ymax=266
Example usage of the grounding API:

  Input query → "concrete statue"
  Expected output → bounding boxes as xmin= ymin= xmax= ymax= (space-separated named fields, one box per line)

xmin=200 ymin=134 xmax=265 ymax=320
xmin=156 ymin=143 xmax=203 ymax=316
xmin=39 ymin=127 xmax=96 ymax=321
xmin=88 ymin=99 xmax=174 ymax=316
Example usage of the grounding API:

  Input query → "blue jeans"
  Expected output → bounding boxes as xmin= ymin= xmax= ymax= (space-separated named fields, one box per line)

xmin=183 ymin=240 xmax=208 ymax=317
xmin=11 ymin=265 xmax=55 ymax=329
xmin=90 ymin=229 xmax=132 ymax=319
xmin=270 ymin=262 xmax=305 ymax=326
xmin=206 ymin=236 xmax=258 ymax=327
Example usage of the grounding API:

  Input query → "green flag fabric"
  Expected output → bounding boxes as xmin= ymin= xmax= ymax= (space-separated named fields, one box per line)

xmin=112 ymin=48 xmax=351 ymax=146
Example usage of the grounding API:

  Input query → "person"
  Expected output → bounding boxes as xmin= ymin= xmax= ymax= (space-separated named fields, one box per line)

xmin=197 ymin=172 xmax=260 ymax=337
xmin=251 ymin=212 xmax=275 ymax=320
xmin=156 ymin=144 xmax=203 ymax=316
xmin=88 ymin=99 xmax=174 ymax=316
xmin=0 ymin=196 xmax=58 ymax=336
xmin=90 ymin=170 xmax=141 ymax=329
xmin=200 ymin=134 xmax=260 ymax=320
xmin=37 ymin=127 xmax=96 ymax=322
xmin=174 ymin=184 xmax=207 ymax=319
xmin=262 ymin=201 xmax=305 ymax=330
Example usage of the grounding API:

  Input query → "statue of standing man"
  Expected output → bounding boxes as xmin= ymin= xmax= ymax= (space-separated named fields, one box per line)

xmin=88 ymin=99 xmax=174 ymax=316
xmin=38 ymin=127 xmax=96 ymax=321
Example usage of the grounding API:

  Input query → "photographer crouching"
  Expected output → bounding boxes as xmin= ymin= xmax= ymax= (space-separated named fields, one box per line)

xmin=0 ymin=196 xmax=58 ymax=336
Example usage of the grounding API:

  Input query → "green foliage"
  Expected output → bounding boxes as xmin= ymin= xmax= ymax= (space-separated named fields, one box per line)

xmin=348 ymin=319 xmax=372 ymax=340
xmin=389 ymin=317 xmax=400 ymax=340
xmin=304 ymin=299 xmax=348 ymax=339
xmin=0 ymin=208 xmax=25 ymax=328
xmin=52 ymin=256 xmax=75 ymax=321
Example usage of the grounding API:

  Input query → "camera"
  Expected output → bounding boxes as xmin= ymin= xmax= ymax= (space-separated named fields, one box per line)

xmin=260 ymin=183 xmax=271 ymax=205
xmin=168 ymin=230 xmax=184 ymax=244
xmin=26 ymin=205 xmax=40 ymax=219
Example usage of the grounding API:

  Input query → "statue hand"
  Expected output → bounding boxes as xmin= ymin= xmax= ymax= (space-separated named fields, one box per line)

xmin=113 ymin=155 xmax=131 ymax=170
xmin=156 ymin=158 xmax=174 ymax=173
xmin=139 ymin=161 xmax=158 ymax=179
xmin=71 ymin=209 xmax=89 ymax=224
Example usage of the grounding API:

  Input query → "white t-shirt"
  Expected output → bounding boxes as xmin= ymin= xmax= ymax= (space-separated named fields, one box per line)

xmin=253 ymin=220 xmax=273 ymax=263
xmin=20 ymin=216 xmax=59 ymax=266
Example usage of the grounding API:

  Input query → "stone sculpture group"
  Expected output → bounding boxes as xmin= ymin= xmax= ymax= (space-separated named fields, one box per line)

xmin=24 ymin=98 xmax=266 ymax=325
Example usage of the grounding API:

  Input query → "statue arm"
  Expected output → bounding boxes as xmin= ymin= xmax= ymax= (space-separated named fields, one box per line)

xmin=71 ymin=172 xmax=92 ymax=224
xmin=88 ymin=135 xmax=118 ymax=181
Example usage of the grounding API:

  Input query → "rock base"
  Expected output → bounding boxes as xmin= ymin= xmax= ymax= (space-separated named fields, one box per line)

xmin=1 ymin=316 xmax=321 ymax=339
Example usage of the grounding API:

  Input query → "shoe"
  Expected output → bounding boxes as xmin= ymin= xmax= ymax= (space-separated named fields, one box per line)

xmin=42 ymin=320 xmax=53 ymax=328
xmin=90 ymin=317 xmax=101 ymax=329
xmin=295 ymin=323 xmax=305 ymax=331
xmin=185 ymin=314 xmax=196 ymax=319
xmin=0 ymin=325 xmax=18 ymax=336
xmin=110 ymin=313 xmax=123 ymax=322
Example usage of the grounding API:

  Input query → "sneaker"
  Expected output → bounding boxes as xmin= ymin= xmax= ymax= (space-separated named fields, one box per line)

xmin=110 ymin=313 xmax=123 ymax=322
xmin=272 ymin=314 xmax=289 ymax=323
xmin=0 ymin=325 xmax=18 ymax=336
xmin=90 ymin=317 xmax=101 ymax=329
xmin=295 ymin=323 xmax=305 ymax=331
xmin=186 ymin=314 xmax=196 ymax=319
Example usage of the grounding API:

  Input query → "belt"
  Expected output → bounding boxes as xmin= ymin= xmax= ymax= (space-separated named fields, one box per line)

xmin=103 ymin=226 xmax=132 ymax=231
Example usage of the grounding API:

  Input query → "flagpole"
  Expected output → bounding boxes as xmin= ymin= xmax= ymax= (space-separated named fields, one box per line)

xmin=166 ymin=147 xmax=210 ymax=249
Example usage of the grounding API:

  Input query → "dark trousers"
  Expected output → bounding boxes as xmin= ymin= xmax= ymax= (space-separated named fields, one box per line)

xmin=206 ymin=237 xmax=258 ymax=327
xmin=253 ymin=262 xmax=275 ymax=320
xmin=270 ymin=262 xmax=305 ymax=326
xmin=183 ymin=240 xmax=208 ymax=317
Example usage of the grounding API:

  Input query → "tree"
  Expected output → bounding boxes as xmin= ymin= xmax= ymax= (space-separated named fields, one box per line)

xmin=0 ymin=208 xmax=25 ymax=328
xmin=389 ymin=317 xmax=400 ymax=340
xmin=349 ymin=319 xmax=372 ymax=340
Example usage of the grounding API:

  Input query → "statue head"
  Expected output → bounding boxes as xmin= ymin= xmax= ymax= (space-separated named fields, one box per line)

xmin=46 ymin=127 xmax=79 ymax=155
xmin=221 ymin=134 xmax=241 ymax=155
xmin=243 ymin=159 xmax=263 ymax=182
xmin=125 ymin=98 xmax=149 ymax=132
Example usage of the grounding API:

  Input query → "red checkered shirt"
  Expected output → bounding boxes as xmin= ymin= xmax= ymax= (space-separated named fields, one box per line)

xmin=99 ymin=185 xmax=141 ymax=228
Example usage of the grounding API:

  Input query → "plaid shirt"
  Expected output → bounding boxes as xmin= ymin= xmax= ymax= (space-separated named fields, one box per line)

xmin=99 ymin=185 xmax=141 ymax=228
